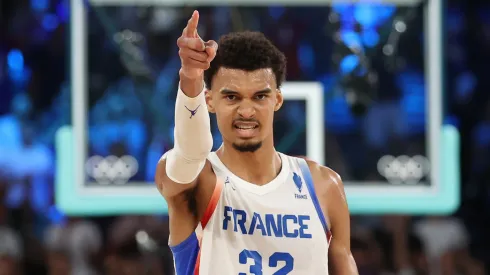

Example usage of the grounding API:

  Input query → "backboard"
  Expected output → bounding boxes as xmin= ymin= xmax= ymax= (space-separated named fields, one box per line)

xmin=56 ymin=0 xmax=459 ymax=215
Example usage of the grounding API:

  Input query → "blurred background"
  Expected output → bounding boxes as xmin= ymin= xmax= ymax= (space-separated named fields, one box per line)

xmin=0 ymin=0 xmax=489 ymax=274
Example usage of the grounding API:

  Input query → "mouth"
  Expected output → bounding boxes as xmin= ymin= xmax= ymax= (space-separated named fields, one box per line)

xmin=233 ymin=122 xmax=259 ymax=138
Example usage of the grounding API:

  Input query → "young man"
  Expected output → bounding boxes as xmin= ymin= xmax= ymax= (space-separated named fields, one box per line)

xmin=155 ymin=10 xmax=359 ymax=275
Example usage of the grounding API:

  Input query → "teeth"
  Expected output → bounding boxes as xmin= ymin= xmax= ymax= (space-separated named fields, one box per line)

xmin=236 ymin=125 xmax=256 ymax=130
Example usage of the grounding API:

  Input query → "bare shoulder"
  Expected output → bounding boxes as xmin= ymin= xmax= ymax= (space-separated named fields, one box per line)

xmin=300 ymin=158 xmax=349 ymax=232
xmin=303 ymin=159 xmax=346 ymax=200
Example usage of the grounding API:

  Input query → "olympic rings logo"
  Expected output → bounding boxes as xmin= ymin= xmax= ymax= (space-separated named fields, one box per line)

xmin=377 ymin=155 xmax=430 ymax=185
xmin=85 ymin=155 xmax=138 ymax=185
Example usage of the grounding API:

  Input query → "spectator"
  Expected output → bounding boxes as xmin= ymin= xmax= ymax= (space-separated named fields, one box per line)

xmin=44 ymin=218 xmax=102 ymax=275
xmin=106 ymin=215 xmax=169 ymax=275
xmin=0 ymin=227 xmax=22 ymax=275
xmin=414 ymin=216 xmax=484 ymax=275
xmin=0 ymin=184 xmax=22 ymax=275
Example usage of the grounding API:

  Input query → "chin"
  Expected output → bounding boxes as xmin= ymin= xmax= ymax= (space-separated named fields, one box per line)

xmin=232 ymin=140 xmax=263 ymax=153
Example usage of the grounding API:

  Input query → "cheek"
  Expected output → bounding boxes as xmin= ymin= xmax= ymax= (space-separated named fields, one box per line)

xmin=261 ymin=103 xmax=276 ymax=120
xmin=256 ymin=106 xmax=275 ymax=132
xmin=215 ymin=109 xmax=233 ymax=130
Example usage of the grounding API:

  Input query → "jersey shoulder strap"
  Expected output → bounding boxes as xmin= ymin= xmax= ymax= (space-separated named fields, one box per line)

xmin=294 ymin=157 xmax=331 ymax=240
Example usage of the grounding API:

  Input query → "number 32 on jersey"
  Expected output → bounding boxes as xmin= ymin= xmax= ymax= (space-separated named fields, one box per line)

xmin=239 ymin=249 xmax=294 ymax=275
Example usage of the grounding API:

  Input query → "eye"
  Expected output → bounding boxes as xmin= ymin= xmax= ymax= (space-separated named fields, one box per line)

xmin=225 ymin=95 xmax=237 ymax=101
xmin=255 ymin=94 xmax=267 ymax=100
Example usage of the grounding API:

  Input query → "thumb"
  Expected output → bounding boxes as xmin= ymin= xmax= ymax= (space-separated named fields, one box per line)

xmin=204 ymin=40 xmax=218 ymax=62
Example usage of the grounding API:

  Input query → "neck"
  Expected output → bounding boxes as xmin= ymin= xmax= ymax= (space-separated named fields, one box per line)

xmin=216 ymin=137 xmax=282 ymax=185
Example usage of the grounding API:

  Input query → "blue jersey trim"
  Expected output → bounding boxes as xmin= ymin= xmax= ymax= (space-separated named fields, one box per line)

xmin=297 ymin=158 xmax=329 ymax=232
xmin=169 ymin=232 xmax=200 ymax=275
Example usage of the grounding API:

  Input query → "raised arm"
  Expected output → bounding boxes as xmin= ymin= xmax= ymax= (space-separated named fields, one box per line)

xmin=155 ymin=10 xmax=218 ymax=245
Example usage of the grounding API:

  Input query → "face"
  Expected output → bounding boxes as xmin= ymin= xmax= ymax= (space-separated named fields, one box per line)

xmin=206 ymin=68 xmax=283 ymax=153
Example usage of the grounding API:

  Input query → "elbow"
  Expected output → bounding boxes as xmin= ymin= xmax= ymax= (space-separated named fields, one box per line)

xmin=174 ymin=132 xmax=213 ymax=161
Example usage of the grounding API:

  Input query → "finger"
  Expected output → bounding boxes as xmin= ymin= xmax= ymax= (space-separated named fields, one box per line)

xmin=178 ymin=48 xmax=209 ymax=62
xmin=184 ymin=10 xmax=199 ymax=38
xmin=177 ymin=37 xmax=205 ymax=51
xmin=181 ymin=59 xmax=210 ymax=70
xmin=204 ymin=40 xmax=218 ymax=62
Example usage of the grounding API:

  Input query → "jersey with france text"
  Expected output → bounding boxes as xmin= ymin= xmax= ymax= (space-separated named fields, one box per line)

xmin=170 ymin=152 xmax=331 ymax=275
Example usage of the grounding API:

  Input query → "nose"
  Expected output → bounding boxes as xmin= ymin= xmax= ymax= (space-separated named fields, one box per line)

xmin=237 ymin=100 xmax=256 ymax=119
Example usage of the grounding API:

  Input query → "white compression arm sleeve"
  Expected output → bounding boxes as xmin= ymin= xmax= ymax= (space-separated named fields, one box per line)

xmin=165 ymin=85 xmax=213 ymax=184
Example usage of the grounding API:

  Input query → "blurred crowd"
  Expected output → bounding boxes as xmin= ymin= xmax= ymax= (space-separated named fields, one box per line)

xmin=1 ymin=0 xmax=490 ymax=274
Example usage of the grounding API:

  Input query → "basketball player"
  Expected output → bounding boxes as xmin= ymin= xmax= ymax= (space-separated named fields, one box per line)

xmin=156 ymin=10 xmax=359 ymax=275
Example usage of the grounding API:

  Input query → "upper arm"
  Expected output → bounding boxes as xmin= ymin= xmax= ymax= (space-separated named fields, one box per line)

xmin=155 ymin=156 xmax=198 ymax=199
xmin=155 ymin=155 xmax=216 ymax=207
xmin=155 ymin=155 xmax=216 ymax=246
xmin=312 ymin=164 xmax=358 ymax=275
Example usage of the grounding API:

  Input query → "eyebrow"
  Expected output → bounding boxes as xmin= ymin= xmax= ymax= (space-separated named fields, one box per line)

xmin=219 ymin=88 xmax=272 ymax=95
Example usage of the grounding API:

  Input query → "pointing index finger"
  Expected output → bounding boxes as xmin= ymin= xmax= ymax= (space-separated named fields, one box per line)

xmin=184 ymin=10 xmax=199 ymax=38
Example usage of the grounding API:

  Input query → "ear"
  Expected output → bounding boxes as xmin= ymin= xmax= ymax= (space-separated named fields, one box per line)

xmin=205 ymin=90 xmax=216 ymax=113
xmin=274 ymin=89 xmax=284 ymax=112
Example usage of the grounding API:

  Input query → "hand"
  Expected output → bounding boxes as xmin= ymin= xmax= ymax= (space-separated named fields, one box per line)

xmin=177 ymin=10 xmax=218 ymax=80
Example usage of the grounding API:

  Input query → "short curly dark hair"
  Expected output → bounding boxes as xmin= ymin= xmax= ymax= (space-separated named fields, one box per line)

xmin=204 ymin=31 xmax=287 ymax=90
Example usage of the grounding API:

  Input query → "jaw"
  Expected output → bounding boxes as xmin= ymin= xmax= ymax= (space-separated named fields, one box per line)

xmin=232 ymin=140 xmax=263 ymax=153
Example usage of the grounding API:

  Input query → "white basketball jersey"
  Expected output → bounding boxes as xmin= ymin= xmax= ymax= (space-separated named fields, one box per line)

xmin=170 ymin=152 xmax=331 ymax=275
